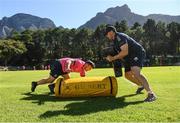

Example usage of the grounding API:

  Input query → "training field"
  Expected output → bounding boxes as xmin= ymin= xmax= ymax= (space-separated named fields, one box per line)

xmin=0 ymin=66 xmax=180 ymax=122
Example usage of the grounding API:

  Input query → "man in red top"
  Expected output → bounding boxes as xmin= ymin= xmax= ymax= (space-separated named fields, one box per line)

xmin=31 ymin=58 xmax=95 ymax=92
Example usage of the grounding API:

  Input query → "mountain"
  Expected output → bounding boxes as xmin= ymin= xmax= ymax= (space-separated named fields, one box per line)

xmin=0 ymin=13 xmax=56 ymax=38
xmin=79 ymin=4 xmax=180 ymax=29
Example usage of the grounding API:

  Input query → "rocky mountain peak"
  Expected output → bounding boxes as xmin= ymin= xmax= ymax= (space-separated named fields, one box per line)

xmin=0 ymin=13 xmax=56 ymax=38
xmin=104 ymin=4 xmax=131 ymax=17
xmin=79 ymin=4 xmax=180 ymax=29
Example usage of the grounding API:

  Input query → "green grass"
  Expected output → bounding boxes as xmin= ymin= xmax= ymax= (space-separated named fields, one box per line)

xmin=0 ymin=66 xmax=180 ymax=122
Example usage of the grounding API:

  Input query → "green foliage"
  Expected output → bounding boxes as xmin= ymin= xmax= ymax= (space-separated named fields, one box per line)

xmin=131 ymin=22 xmax=141 ymax=30
xmin=115 ymin=20 xmax=129 ymax=33
xmin=0 ymin=67 xmax=180 ymax=122
xmin=0 ymin=19 xmax=180 ymax=66
xmin=167 ymin=22 xmax=180 ymax=54
xmin=0 ymin=39 xmax=27 ymax=65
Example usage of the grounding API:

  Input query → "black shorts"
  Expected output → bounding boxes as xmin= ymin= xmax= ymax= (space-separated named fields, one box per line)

xmin=124 ymin=49 xmax=146 ymax=72
xmin=50 ymin=60 xmax=67 ymax=78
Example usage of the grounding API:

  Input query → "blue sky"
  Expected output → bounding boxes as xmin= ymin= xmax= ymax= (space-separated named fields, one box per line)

xmin=0 ymin=0 xmax=180 ymax=28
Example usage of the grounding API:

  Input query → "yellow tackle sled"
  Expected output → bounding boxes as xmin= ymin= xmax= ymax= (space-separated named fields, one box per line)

xmin=54 ymin=76 xmax=118 ymax=97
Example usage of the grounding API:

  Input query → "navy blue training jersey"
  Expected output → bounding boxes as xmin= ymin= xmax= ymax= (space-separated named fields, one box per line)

xmin=113 ymin=32 xmax=145 ymax=60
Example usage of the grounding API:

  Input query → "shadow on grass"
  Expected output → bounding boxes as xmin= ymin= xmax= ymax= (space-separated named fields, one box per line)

xmin=21 ymin=92 xmax=144 ymax=118
xmin=21 ymin=92 xmax=101 ymax=105
xmin=39 ymin=94 xmax=143 ymax=118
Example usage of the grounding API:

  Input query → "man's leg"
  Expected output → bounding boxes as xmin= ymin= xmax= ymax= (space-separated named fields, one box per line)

xmin=37 ymin=75 xmax=55 ymax=85
xmin=47 ymin=74 xmax=70 ymax=94
xmin=125 ymin=71 xmax=142 ymax=86
xmin=124 ymin=60 xmax=143 ymax=87
xmin=130 ymin=66 xmax=156 ymax=102
xmin=130 ymin=66 xmax=151 ymax=92
xmin=31 ymin=75 xmax=55 ymax=92
xmin=125 ymin=71 xmax=144 ymax=94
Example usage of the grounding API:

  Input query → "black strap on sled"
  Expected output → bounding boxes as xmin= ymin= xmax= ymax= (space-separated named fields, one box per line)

xmin=58 ymin=78 xmax=63 ymax=95
xmin=109 ymin=76 xmax=113 ymax=94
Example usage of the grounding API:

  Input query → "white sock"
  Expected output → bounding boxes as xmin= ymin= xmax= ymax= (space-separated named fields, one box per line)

xmin=147 ymin=91 xmax=153 ymax=94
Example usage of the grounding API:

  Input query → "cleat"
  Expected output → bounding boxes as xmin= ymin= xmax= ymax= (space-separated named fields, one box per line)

xmin=31 ymin=81 xmax=37 ymax=92
xmin=144 ymin=93 xmax=157 ymax=102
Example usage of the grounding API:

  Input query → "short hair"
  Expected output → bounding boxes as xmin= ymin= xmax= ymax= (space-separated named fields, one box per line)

xmin=85 ymin=60 xmax=95 ymax=68
xmin=104 ymin=25 xmax=117 ymax=36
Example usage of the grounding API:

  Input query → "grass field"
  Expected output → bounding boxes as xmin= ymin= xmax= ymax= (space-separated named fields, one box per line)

xmin=0 ymin=66 xmax=180 ymax=122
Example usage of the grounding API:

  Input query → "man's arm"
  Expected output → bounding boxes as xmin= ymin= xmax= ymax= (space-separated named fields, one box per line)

xmin=65 ymin=60 xmax=73 ymax=72
xmin=80 ymin=70 xmax=85 ymax=77
xmin=62 ymin=74 xmax=70 ymax=80
xmin=106 ymin=43 xmax=128 ymax=62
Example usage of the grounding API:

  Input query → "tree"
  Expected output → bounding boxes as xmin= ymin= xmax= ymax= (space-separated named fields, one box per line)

xmin=143 ymin=19 xmax=157 ymax=55
xmin=31 ymin=30 xmax=46 ymax=65
xmin=129 ymin=26 xmax=144 ymax=42
xmin=154 ymin=21 xmax=168 ymax=55
xmin=0 ymin=39 xmax=27 ymax=66
xmin=93 ymin=24 xmax=107 ymax=61
xmin=131 ymin=22 xmax=141 ymax=30
xmin=11 ymin=31 xmax=21 ymax=41
xmin=71 ymin=28 xmax=89 ymax=59
xmin=115 ymin=20 xmax=128 ymax=33
xmin=167 ymin=22 xmax=180 ymax=55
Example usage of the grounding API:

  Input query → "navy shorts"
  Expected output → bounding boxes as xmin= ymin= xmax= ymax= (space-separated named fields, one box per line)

xmin=50 ymin=60 xmax=67 ymax=78
xmin=124 ymin=49 xmax=146 ymax=72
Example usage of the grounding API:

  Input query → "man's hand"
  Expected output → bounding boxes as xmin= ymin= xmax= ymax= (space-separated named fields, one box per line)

xmin=62 ymin=74 xmax=70 ymax=80
xmin=106 ymin=55 xmax=114 ymax=62
xmin=106 ymin=43 xmax=128 ymax=62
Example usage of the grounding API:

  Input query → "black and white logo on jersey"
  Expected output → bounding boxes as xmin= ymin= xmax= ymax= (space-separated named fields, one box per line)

xmin=133 ymin=57 xmax=139 ymax=61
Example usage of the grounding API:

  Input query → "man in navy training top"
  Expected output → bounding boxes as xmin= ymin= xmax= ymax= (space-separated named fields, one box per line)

xmin=104 ymin=25 xmax=156 ymax=102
